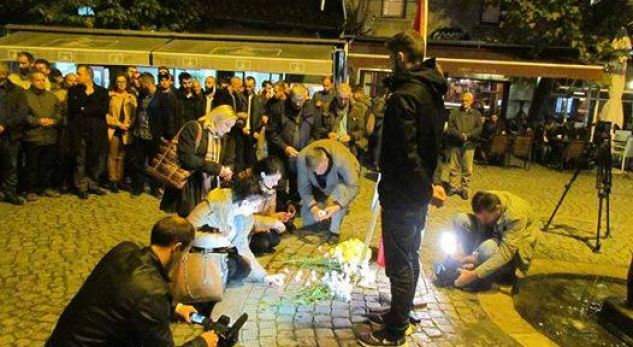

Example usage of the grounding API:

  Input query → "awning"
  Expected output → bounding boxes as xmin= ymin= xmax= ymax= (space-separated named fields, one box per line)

xmin=0 ymin=31 xmax=170 ymax=66
xmin=152 ymin=39 xmax=334 ymax=75
xmin=348 ymin=53 xmax=605 ymax=80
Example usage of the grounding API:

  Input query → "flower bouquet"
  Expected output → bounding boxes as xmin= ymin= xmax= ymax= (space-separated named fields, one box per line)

xmin=273 ymin=239 xmax=376 ymax=306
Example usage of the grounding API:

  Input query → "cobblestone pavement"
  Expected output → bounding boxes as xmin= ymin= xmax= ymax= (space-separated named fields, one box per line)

xmin=0 ymin=164 xmax=631 ymax=346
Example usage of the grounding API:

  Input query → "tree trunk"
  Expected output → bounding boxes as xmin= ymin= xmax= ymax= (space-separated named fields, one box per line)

xmin=528 ymin=78 xmax=556 ymax=124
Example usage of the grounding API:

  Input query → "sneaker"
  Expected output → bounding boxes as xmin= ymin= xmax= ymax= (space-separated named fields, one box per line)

xmin=25 ymin=192 xmax=39 ymax=201
xmin=327 ymin=232 xmax=340 ymax=244
xmin=358 ymin=328 xmax=408 ymax=347
xmin=150 ymin=187 xmax=162 ymax=198
xmin=77 ymin=191 xmax=89 ymax=200
xmin=43 ymin=189 xmax=61 ymax=198
xmin=366 ymin=314 xmax=415 ymax=336
xmin=89 ymin=187 xmax=108 ymax=196
xmin=459 ymin=190 xmax=469 ymax=200
xmin=4 ymin=193 xmax=24 ymax=206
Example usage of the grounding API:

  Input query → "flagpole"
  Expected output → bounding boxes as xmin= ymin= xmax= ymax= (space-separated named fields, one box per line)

xmin=418 ymin=0 xmax=428 ymax=55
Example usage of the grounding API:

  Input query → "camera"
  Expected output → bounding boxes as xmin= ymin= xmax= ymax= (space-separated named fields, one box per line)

xmin=189 ymin=312 xmax=249 ymax=347
xmin=434 ymin=257 xmax=461 ymax=287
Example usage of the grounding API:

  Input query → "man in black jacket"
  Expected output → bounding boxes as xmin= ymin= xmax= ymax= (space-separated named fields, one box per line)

xmin=0 ymin=63 xmax=28 ymax=205
xmin=178 ymin=72 xmax=206 ymax=123
xmin=46 ymin=216 xmax=218 ymax=347
xmin=267 ymin=83 xmax=325 ymax=200
xmin=359 ymin=31 xmax=447 ymax=347
xmin=67 ymin=65 xmax=110 ymax=199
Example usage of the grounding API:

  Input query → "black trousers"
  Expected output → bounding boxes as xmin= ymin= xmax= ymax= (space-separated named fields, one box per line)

xmin=129 ymin=138 xmax=160 ymax=192
xmin=73 ymin=136 xmax=106 ymax=192
xmin=381 ymin=205 xmax=427 ymax=338
xmin=0 ymin=137 xmax=21 ymax=194
xmin=24 ymin=142 xmax=57 ymax=193
xmin=249 ymin=230 xmax=281 ymax=254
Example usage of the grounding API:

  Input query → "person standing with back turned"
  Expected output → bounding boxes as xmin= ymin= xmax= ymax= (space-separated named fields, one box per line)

xmin=359 ymin=30 xmax=447 ymax=347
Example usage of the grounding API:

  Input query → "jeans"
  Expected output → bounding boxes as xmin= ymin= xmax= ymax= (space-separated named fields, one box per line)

xmin=448 ymin=147 xmax=474 ymax=191
xmin=381 ymin=206 xmax=427 ymax=338
xmin=24 ymin=142 xmax=57 ymax=193
xmin=129 ymin=138 xmax=160 ymax=192
xmin=0 ymin=137 xmax=21 ymax=194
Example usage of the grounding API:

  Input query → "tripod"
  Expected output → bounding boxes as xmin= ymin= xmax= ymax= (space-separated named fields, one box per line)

xmin=543 ymin=141 xmax=612 ymax=252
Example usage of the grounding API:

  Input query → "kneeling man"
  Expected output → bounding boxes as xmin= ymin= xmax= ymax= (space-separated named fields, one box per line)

xmin=297 ymin=139 xmax=360 ymax=242
xmin=453 ymin=190 xmax=539 ymax=289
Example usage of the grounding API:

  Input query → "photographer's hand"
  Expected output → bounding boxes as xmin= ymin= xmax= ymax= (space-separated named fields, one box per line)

xmin=200 ymin=331 xmax=219 ymax=347
xmin=454 ymin=269 xmax=478 ymax=288
xmin=174 ymin=303 xmax=197 ymax=323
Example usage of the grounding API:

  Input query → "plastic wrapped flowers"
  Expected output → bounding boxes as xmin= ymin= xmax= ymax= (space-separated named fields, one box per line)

xmin=277 ymin=239 xmax=376 ymax=305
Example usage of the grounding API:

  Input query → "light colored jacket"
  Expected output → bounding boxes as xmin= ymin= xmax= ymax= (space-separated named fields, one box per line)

xmin=187 ymin=188 xmax=273 ymax=282
xmin=474 ymin=190 xmax=540 ymax=278
xmin=297 ymin=139 xmax=360 ymax=209
xmin=106 ymin=91 xmax=137 ymax=145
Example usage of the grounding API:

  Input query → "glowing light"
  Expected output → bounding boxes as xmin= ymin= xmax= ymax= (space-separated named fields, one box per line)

xmin=440 ymin=232 xmax=458 ymax=255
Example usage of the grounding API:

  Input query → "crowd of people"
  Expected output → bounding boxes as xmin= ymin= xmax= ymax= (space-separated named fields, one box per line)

xmin=0 ymin=52 xmax=380 ymax=208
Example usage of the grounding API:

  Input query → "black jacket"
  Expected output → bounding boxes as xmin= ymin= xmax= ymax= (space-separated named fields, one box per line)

xmin=378 ymin=65 xmax=448 ymax=211
xmin=158 ymin=87 xmax=183 ymax=141
xmin=66 ymin=84 xmax=109 ymax=147
xmin=266 ymin=98 xmax=325 ymax=157
xmin=46 ymin=242 xmax=205 ymax=347
xmin=178 ymin=88 xmax=206 ymax=123
xmin=0 ymin=79 xmax=28 ymax=141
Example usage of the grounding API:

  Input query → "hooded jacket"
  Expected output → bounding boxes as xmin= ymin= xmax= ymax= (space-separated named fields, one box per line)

xmin=378 ymin=64 xmax=448 ymax=211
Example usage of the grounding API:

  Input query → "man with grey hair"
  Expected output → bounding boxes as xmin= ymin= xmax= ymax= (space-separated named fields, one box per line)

xmin=0 ymin=62 xmax=28 ymax=205
xmin=296 ymin=139 xmax=359 ymax=242
xmin=322 ymin=83 xmax=367 ymax=157
xmin=267 ymin=83 xmax=325 ymax=200
xmin=67 ymin=65 xmax=110 ymax=199
xmin=446 ymin=92 xmax=482 ymax=200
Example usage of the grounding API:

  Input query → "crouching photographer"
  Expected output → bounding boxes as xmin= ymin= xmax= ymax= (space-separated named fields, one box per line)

xmin=435 ymin=191 xmax=539 ymax=291
xmin=46 ymin=216 xmax=218 ymax=347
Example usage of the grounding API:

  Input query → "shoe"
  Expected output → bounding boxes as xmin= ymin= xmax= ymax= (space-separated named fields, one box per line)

xmin=327 ymin=232 xmax=340 ymax=244
xmin=366 ymin=314 xmax=415 ymax=336
xmin=43 ymin=189 xmax=61 ymax=198
xmin=89 ymin=187 xmax=107 ymax=196
xmin=25 ymin=192 xmax=39 ymax=201
xmin=150 ymin=187 xmax=162 ymax=198
xmin=109 ymin=183 xmax=119 ymax=193
xmin=77 ymin=191 xmax=89 ymax=200
xmin=4 ymin=193 xmax=24 ymax=206
xmin=358 ymin=328 xmax=408 ymax=347
xmin=459 ymin=190 xmax=469 ymax=200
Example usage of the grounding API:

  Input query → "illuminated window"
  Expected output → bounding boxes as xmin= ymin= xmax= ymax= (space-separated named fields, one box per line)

xmin=78 ymin=7 xmax=95 ymax=16
xmin=381 ymin=0 xmax=405 ymax=18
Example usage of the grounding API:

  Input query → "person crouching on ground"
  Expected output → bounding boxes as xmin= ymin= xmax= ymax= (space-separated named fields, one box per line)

xmin=297 ymin=139 xmax=360 ymax=244
xmin=46 ymin=216 xmax=218 ymax=347
xmin=452 ymin=190 xmax=539 ymax=290
xmin=186 ymin=174 xmax=285 ymax=286
xmin=232 ymin=157 xmax=296 ymax=255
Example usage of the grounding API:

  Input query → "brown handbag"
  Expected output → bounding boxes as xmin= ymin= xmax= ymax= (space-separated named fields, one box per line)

xmin=169 ymin=246 xmax=232 ymax=304
xmin=146 ymin=121 xmax=203 ymax=190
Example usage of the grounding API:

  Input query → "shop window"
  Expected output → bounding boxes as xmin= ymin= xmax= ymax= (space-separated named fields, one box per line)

xmin=381 ymin=0 xmax=406 ymax=18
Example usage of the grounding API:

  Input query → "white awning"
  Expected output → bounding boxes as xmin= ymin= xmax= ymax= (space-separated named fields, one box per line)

xmin=152 ymin=39 xmax=334 ymax=75
xmin=0 ymin=31 xmax=169 ymax=66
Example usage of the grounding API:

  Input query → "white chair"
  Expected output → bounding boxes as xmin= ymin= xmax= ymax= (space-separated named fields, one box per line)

xmin=613 ymin=136 xmax=633 ymax=173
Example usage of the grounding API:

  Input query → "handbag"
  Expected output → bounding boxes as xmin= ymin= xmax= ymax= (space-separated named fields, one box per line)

xmin=169 ymin=233 xmax=234 ymax=304
xmin=146 ymin=121 xmax=203 ymax=190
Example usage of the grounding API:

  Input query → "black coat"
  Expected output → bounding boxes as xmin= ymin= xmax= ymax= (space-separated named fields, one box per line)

xmin=160 ymin=120 xmax=236 ymax=217
xmin=379 ymin=65 xmax=448 ymax=211
xmin=178 ymin=89 xmax=206 ymax=123
xmin=66 ymin=84 xmax=109 ymax=150
xmin=0 ymin=79 xmax=28 ymax=141
xmin=266 ymin=98 xmax=325 ymax=157
xmin=158 ymin=88 xmax=183 ymax=141
xmin=46 ymin=242 xmax=206 ymax=347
